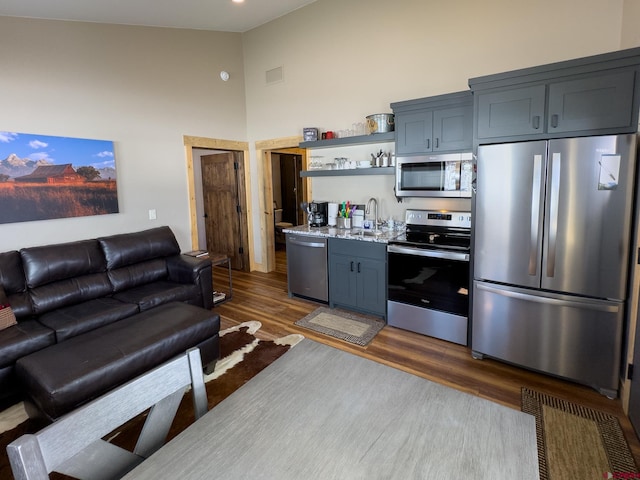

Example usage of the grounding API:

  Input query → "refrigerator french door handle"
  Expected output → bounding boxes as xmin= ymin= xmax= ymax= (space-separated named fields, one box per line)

xmin=529 ymin=154 xmax=543 ymax=276
xmin=547 ymin=153 xmax=561 ymax=278
xmin=475 ymin=283 xmax=621 ymax=312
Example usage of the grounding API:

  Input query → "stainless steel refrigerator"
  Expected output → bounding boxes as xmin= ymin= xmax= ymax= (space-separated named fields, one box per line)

xmin=472 ymin=134 xmax=637 ymax=397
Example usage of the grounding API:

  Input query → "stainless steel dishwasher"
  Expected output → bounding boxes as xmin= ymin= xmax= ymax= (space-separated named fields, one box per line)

xmin=286 ymin=234 xmax=328 ymax=303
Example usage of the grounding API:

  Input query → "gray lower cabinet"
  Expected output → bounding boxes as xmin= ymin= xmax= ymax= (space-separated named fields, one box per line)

xmin=328 ymin=238 xmax=386 ymax=319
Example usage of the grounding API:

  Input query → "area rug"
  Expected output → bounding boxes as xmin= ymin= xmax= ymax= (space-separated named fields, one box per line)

xmin=294 ymin=307 xmax=385 ymax=346
xmin=521 ymin=387 xmax=638 ymax=480
xmin=0 ymin=322 xmax=304 ymax=480
xmin=131 ymin=339 xmax=538 ymax=478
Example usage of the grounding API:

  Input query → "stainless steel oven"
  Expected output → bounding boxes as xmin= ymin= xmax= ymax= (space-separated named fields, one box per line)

xmin=395 ymin=152 xmax=473 ymax=197
xmin=387 ymin=210 xmax=471 ymax=345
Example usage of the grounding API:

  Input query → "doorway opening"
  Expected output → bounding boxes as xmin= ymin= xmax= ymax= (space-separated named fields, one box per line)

xmin=256 ymin=137 xmax=309 ymax=273
xmin=271 ymin=152 xmax=304 ymax=250
xmin=184 ymin=136 xmax=252 ymax=272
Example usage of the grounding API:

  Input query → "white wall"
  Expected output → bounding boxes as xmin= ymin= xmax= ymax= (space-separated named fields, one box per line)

xmin=622 ymin=0 xmax=640 ymax=49
xmin=0 ymin=17 xmax=247 ymax=251
xmin=243 ymin=0 xmax=626 ymax=135
xmin=242 ymin=0 xmax=629 ymax=265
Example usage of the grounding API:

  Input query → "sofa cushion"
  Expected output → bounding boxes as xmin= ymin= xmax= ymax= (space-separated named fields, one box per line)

xmin=0 ymin=251 xmax=33 ymax=320
xmin=107 ymin=258 xmax=169 ymax=292
xmin=98 ymin=227 xmax=180 ymax=270
xmin=21 ymin=240 xmax=105 ymax=288
xmin=38 ymin=298 xmax=140 ymax=342
xmin=21 ymin=240 xmax=112 ymax=316
xmin=16 ymin=302 xmax=219 ymax=419
xmin=0 ymin=251 xmax=26 ymax=293
xmin=112 ymin=281 xmax=200 ymax=311
xmin=0 ymin=320 xmax=55 ymax=368
xmin=29 ymin=272 xmax=113 ymax=315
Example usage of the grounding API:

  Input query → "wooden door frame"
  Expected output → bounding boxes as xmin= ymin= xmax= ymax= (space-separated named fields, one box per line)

xmin=255 ymin=136 xmax=309 ymax=273
xmin=183 ymin=136 xmax=255 ymax=271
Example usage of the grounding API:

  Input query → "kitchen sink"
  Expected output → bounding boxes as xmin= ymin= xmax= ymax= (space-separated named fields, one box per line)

xmin=351 ymin=228 xmax=384 ymax=237
xmin=361 ymin=229 xmax=383 ymax=236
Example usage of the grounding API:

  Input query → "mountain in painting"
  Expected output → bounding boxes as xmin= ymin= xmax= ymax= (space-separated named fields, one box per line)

xmin=0 ymin=154 xmax=52 ymax=178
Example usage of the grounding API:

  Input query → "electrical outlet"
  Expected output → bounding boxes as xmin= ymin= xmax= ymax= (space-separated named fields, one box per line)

xmin=148 ymin=209 xmax=157 ymax=220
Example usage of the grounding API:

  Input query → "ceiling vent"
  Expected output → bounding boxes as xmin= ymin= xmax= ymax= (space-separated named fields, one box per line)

xmin=266 ymin=66 xmax=284 ymax=85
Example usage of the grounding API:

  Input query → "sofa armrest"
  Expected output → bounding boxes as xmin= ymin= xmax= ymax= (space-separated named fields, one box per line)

xmin=166 ymin=255 xmax=213 ymax=309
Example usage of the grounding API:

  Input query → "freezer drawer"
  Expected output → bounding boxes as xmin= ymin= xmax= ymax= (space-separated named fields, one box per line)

xmin=472 ymin=281 xmax=623 ymax=396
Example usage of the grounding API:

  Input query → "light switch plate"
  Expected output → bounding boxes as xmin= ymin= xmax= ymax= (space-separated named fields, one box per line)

xmin=148 ymin=209 xmax=157 ymax=220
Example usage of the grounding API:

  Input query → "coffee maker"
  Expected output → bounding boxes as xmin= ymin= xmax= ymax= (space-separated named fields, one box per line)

xmin=308 ymin=201 xmax=328 ymax=227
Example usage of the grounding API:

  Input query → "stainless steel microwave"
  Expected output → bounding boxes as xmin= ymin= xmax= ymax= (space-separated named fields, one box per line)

xmin=395 ymin=152 xmax=473 ymax=198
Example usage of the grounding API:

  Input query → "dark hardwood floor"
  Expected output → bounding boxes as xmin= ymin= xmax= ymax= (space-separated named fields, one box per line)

xmin=213 ymin=248 xmax=640 ymax=465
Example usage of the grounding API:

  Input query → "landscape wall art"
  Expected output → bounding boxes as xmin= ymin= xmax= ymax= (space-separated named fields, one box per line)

xmin=0 ymin=131 xmax=118 ymax=224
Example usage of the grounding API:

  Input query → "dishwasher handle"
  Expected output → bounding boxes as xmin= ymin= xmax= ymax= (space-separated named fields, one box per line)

xmin=287 ymin=238 xmax=326 ymax=248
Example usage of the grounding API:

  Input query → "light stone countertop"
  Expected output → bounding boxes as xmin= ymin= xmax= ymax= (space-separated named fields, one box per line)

xmin=282 ymin=224 xmax=401 ymax=243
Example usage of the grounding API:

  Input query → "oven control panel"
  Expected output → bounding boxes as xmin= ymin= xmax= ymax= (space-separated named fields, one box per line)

xmin=405 ymin=210 xmax=471 ymax=229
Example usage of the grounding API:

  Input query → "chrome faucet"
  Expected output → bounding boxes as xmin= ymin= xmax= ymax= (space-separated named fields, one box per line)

xmin=365 ymin=197 xmax=378 ymax=231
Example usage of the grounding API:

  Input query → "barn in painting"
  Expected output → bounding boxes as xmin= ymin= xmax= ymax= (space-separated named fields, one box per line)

xmin=14 ymin=164 xmax=83 ymax=184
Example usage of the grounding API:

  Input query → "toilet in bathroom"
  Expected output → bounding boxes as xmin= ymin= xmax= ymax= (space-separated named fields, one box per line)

xmin=274 ymin=208 xmax=293 ymax=245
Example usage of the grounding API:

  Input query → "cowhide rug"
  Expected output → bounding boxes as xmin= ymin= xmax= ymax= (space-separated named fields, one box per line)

xmin=0 ymin=321 xmax=303 ymax=480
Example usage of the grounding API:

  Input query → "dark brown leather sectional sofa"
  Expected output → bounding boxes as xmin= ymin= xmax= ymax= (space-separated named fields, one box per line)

xmin=0 ymin=226 xmax=220 ymax=413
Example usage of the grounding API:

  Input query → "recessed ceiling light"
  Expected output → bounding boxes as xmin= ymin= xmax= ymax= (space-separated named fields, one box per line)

xmin=232 ymin=0 xmax=244 ymax=3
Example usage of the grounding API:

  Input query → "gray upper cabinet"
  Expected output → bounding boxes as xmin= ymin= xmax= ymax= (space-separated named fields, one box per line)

xmin=547 ymin=70 xmax=635 ymax=133
xmin=395 ymin=110 xmax=433 ymax=154
xmin=392 ymin=91 xmax=473 ymax=156
xmin=476 ymin=85 xmax=546 ymax=139
xmin=470 ymin=47 xmax=640 ymax=143
xmin=433 ymin=105 xmax=474 ymax=151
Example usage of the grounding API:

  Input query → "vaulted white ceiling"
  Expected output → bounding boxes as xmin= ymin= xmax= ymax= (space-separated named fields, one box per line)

xmin=0 ymin=0 xmax=318 ymax=33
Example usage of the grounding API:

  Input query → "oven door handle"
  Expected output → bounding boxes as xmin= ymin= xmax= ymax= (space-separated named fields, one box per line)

xmin=387 ymin=244 xmax=469 ymax=261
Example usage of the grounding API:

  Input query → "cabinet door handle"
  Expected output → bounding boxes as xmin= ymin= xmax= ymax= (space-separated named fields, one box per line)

xmin=350 ymin=261 xmax=354 ymax=272
xmin=426 ymin=138 xmax=430 ymax=149
xmin=357 ymin=262 xmax=361 ymax=273
xmin=435 ymin=138 xmax=439 ymax=148
xmin=550 ymin=114 xmax=559 ymax=128
xmin=532 ymin=115 xmax=540 ymax=130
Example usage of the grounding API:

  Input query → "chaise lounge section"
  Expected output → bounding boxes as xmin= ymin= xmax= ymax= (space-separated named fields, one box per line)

xmin=0 ymin=226 xmax=220 ymax=413
xmin=16 ymin=302 xmax=218 ymax=420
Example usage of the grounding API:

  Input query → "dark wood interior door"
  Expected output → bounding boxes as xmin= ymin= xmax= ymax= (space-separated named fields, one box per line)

xmin=201 ymin=152 xmax=248 ymax=271
xmin=279 ymin=154 xmax=302 ymax=225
